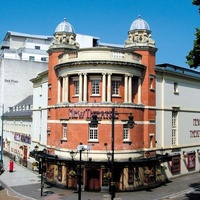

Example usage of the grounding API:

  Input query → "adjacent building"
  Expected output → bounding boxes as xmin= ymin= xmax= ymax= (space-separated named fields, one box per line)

xmin=155 ymin=63 xmax=200 ymax=177
xmin=3 ymin=95 xmax=33 ymax=167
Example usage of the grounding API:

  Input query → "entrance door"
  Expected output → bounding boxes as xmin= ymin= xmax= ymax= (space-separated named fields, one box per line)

xmin=87 ymin=169 xmax=100 ymax=191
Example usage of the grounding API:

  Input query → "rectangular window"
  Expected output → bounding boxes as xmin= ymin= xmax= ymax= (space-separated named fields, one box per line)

xmin=41 ymin=57 xmax=47 ymax=61
xmin=171 ymin=156 xmax=180 ymax=173
xmin=123 ymin=124 xmax=129 ymax=140
xmin=112 ymin=81 xmax=120 ymax=95
xmin=35 ymin=46 xmax=40 ymax=50
xmin=150 ymin=77 xmax=154 ymax=89
xmin=172 ymin=111 xmax=178 ymax=145
xmin=89 ymin=124 xmax=98 ymax=141
xmin=63 ymin=124 xmax=67 ymax=139
xmin=92 ymin=80 xmax=100 ymax=95
xmin=174 ymin=82 xmax=178 ymax=93
xmin=74 ymin=81 xmax=79 ymax=95
xmin=29 ymin=56 xmax=35 ymax=61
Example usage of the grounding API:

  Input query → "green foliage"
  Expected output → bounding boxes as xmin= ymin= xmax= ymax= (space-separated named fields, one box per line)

xmin=192 ymin=0 xmax=200 ymax=13
xmin=192 ymin=0 xmax=200 ymax=6
xmin=186 ymin=28 xmax=200 ymax=68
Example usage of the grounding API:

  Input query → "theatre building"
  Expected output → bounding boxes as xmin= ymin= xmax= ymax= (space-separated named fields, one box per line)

xmin=31 ymin=17 xmax=167 ymax=192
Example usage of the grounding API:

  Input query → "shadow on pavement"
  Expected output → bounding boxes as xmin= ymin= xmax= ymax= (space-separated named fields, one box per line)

xmin=186 ymin=182 xmax=200 ymax=200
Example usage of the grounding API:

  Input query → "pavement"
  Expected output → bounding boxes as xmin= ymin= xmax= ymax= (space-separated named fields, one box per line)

xmin=1 ymin=156 xmax=200 ymax=200
xmin=0 ymin=156 xmax=122 ymax=200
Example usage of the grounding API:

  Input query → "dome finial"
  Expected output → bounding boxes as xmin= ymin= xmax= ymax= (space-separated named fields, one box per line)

xmin=138 ymin=15 xmax=141 ymax=19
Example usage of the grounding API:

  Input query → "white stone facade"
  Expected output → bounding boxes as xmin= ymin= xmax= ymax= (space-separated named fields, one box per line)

xmin=156 ymin=64 xmax=200 ymax=178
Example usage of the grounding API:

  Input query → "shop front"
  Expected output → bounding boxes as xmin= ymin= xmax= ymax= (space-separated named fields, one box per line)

xmin=30 ymin=150 xmax=168 ymax=192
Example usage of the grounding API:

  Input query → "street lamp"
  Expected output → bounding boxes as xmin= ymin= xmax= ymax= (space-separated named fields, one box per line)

xmin=0 ymin=104 xmax=4 ymax=164
xmin=77 ymin=144 xmax=91 ymax=200
xmin=40 ymin=148 xmax=47 ymax=197
xmin=110 ymin=107 xmax=135 ymax=200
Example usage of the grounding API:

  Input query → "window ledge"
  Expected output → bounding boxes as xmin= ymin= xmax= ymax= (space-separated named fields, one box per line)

xmin=123 ymin=140 xmax=132 ymax=144
xmin=150 ymin=88 xmax=155 ymax=92
xmin=87 ymin=140 xmax=99 ymax=143
xmin=112 ymin=95 xmax=121 ymax=98
xmin=174 ymin=92 xmax=179 ymax=95
xmin=90 ymin=95 xmax=101 ymax=97
xmin=60 ymin=138 xmax=67 ymax=143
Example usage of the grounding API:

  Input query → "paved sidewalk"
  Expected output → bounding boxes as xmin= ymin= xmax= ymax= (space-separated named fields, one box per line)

xmin=0 ymin=156 xmax=121 ymax=200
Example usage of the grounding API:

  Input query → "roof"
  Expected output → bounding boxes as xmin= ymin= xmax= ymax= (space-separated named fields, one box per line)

xmin=155 ymin=63 xmax=200 ymax=79
xmin=4 ymin=95 xmax=33 ymax=118
xmin=15 ymin=95 xmax=33 ymax=106
xmin=55 ymin=18 xmax=75 ymax=33
xmin=130 ymin=16 xmax=150 ymax=31
xmin=4 ymin=31 xmax=53 ymax=41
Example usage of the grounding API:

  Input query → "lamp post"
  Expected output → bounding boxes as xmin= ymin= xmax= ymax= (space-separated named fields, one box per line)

xmin=78 ymin=148 xmax=83 ymax=200
xmin=40 ymin=148 xmax=47 ymax=197
xmin=110 ymin=107 xmax=135 ymax=200
xmin=0 ymin=104 xmax=4 ymax=164
xmin=77 ymin=144 xmax=91 ymax=200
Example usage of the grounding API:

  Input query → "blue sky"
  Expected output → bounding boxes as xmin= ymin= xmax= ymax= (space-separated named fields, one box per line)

xmin=0 ymin=0 xmax=199 ymax=69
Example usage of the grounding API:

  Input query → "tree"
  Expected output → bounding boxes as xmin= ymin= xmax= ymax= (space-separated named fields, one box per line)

xmin=192 ymin=0 xmax=200 ymax=13
xmin=185 ymin=1 xmax=200 ymax=68
xmin=186 ymin=28 xmax=200 ymax=68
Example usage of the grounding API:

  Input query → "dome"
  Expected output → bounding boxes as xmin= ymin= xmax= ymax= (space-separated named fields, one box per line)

xmin=55 ymin=18 xmax=75 ymax=33
xmin=130 ymin=16 xmax=150 ymax=31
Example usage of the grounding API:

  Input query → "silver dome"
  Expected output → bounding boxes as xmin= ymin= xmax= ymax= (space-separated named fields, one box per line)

xmin=130 ymin=16 xmax=150 ymax=31
xmin=55 ymin=18 xmax=75 ymax=33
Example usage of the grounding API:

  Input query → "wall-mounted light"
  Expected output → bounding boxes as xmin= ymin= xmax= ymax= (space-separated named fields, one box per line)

xmin=107 ymin=151 xmax=112 ymax=162
xmin=183 ymin=151 xmax=187 ymax=158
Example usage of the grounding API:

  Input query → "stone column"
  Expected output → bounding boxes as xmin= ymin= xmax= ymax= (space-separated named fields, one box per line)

xmin=138 ymin=77 xmax=141 ymax=104
xmin=62 ymin=76 xmax=66 ymax=102
xmin=102 ymin=73 xmax=106 ymax=102
xmin=79 ymin=73 xmax=83 ymax=102
xmin=124 ymin=75 xmax=128 ymax=103
xmin=107 ymin=73 xmax=112 ymax=102
xmin=57 ymin=77 xmax=61 ymax=103
xmin=83 ymin=73 xmax=87 ymax=102
xmin=128 ymin=75 xmax=133 ymax=103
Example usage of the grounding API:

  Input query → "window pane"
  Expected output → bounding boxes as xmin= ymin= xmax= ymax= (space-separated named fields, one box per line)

xmin=63 ymin=124 xmax=67 ymax=139
xmin=123 ymin=124 xmax=129 ymax=140
xmin=89 ymin=124 xmax=98 ymax=140
xmin=112 ymin=81 xmax=119 ymax=95
xmin=92 ymin=80 xmax=100 ymax=95
xmin=74 ymin=81 xmax=79 ymax=95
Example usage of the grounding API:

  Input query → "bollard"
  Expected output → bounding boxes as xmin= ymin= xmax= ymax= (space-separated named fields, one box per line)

xmin=9 ymin=160 xmax=14 ymax=172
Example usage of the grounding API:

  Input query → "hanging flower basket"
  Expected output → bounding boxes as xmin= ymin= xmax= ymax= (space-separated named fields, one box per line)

xmin=144 ymin=169 xmax=151 ymax=175
xmin=68 ymin=170 xmax=76 ymax=177
xmin=156 ymin=169 xmax=161 ymax=175
xmin=103 ymin=172 xmax=112 ymax=179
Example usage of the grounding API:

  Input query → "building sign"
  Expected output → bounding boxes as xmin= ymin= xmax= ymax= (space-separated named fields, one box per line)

xmin=14 ymin=133 xmax=21 ymax=141
xmin=69 ymin=109 xmax=119 ymax=120
xmin=190 ymin=119 xmax=200 ymax=138
xmin=5 ymin=79 xmax=18 ymax=84
xmin=171 ymin=156 xmax=180 ymax=173
xmin=187 ymin=153 xmax=195 ymax=169
xmin=14 ymin=133 xmax=31 ymax=144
